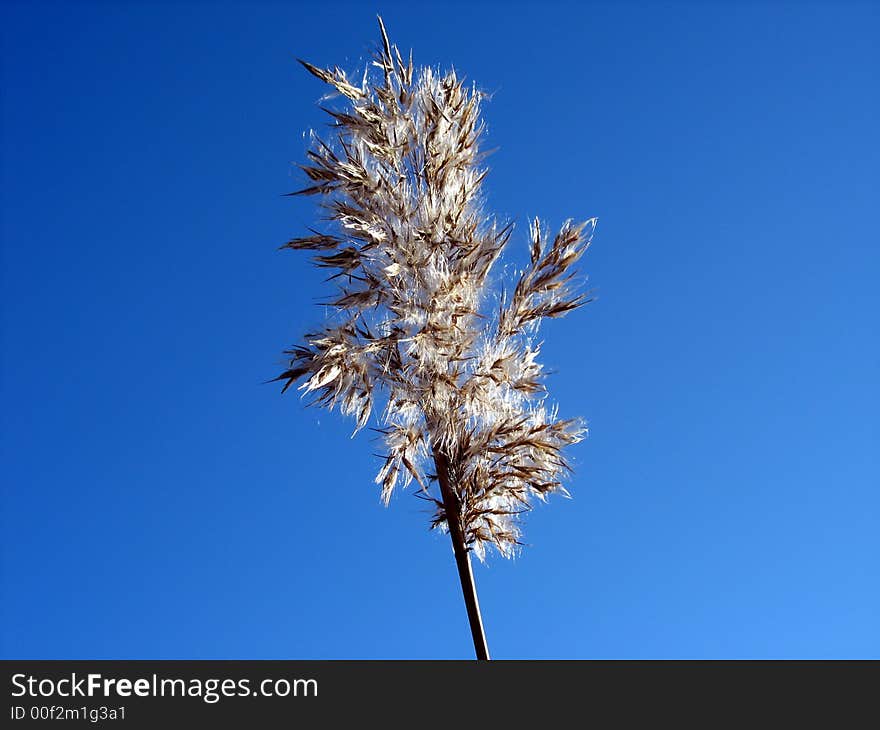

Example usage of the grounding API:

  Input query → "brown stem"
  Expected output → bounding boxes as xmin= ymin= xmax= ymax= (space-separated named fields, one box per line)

xmin=432 ymin=447 xmax=490 ymax=660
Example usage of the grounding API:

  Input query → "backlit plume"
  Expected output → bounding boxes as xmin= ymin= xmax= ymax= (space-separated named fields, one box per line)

xmin=275 ymin=18 xmax=596 ymax=560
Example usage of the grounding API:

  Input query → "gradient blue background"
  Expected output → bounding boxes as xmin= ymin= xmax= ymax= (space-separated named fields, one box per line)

xmin=2 ymin=1 xmax=877 ymax=659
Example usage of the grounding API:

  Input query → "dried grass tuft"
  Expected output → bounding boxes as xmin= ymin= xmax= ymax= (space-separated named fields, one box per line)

xmin=275 ymin=18 xmax=596 ymax=560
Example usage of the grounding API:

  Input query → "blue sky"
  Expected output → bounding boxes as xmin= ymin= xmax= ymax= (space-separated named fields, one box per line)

xmin=2 ymin=1 xmax=877 ymax=659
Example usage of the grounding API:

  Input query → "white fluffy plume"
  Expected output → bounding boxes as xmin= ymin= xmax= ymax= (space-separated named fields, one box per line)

xmin=275 ymin=18 xmax=596 ymax=560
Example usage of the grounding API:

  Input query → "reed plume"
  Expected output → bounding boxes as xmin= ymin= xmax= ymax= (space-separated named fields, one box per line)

xmin=274 ymin=17 xmax=596 ymax=659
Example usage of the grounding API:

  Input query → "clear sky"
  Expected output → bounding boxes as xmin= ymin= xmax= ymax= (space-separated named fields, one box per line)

xmin=2 ymin=1 xmax=877 ymax=659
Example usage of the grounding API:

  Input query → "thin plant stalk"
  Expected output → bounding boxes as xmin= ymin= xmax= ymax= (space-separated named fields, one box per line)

xmin=433 ymin=447 xmax=489 ymax=659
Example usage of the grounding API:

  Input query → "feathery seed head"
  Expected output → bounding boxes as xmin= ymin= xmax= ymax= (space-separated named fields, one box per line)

xmin=276 ymin=18 xmax=596 ymax=559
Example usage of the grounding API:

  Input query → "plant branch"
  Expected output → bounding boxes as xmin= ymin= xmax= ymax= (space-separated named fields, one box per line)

xmin=432 ymin=447 xmax=490 ymax=661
